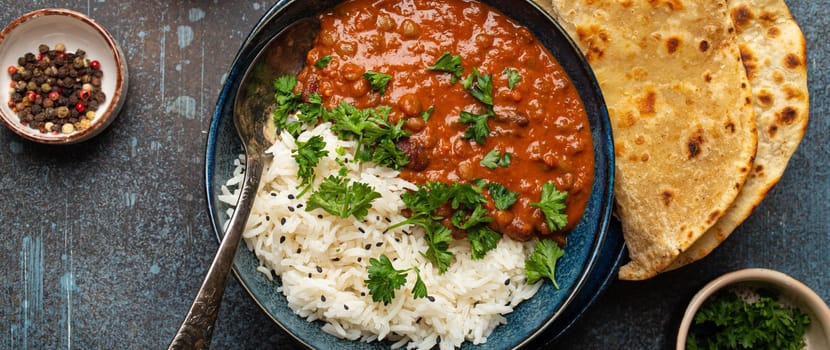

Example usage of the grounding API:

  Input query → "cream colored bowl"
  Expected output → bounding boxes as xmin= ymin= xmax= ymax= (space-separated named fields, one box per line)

xmin=0 ymin=8 xmax=127 ymax=144
xmin=678 ymin=268 xmax=830 ymax=350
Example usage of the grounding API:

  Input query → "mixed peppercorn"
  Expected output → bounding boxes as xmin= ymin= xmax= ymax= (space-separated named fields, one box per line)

xmin=7 ymin=43 xmax=105 ymax=134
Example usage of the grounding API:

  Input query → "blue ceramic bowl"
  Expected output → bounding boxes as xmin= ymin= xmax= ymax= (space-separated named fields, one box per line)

xmin=205 ymin=0 xmax=620 ymax=348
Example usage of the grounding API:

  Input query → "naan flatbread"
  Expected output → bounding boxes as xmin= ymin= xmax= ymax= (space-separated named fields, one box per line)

xmin=667 ymin=0 xmax=809 ymax=269
xmin=535 ymin=0 xmax=758 ymax=280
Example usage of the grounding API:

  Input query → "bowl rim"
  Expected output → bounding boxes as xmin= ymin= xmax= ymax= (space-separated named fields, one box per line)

xmin=204 ymin=0 xmax=615 ymax=348
xmin=0 ymin=7 xmax=128 ymax=144
xmin=677 ymin=268 xmax=830 ymax=350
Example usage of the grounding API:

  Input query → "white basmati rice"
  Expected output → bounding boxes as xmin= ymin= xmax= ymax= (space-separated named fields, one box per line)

xmin=220 ymin=123 xmax=541 ymax=349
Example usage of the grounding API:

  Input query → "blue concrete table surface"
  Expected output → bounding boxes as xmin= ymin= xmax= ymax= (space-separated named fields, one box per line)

xmin=0 ymin=1 xmax=826 ymax=349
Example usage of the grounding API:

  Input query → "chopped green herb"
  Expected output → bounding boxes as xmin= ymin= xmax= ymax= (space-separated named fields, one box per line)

xmin=365 ymin=255 xmax=408 ymax=305
xmin=411 ymin=267 xmax=428 ymax=299
xmin=503 ymin=68 xmax=521 ymax=90
xmin=460 ymin=67 xmax=493 ymax=106
xmin=421 ymin=221 xmax=454 ymax=273
xmin=364 ymin=71 xmax=392 ymax=95
xmin=450 ymin=205 xmax=492 ymax=230
xmin=480 ymin=149 xmax=512 ymax=169
xmin=297 ymin=92 xmax=324 ymax=124
xmin=421 ymin=106 xmax=434 ymax=121
xmin=530 ymin=182 xmax=569 ymax=231
xmin=525 ymin=239 xmax=565 ymax=287
xmin=292 ymin=135 xmax=328 ymax=193
xmin=306 ymin=175 xmax=381 ymax=221
xmin=314 ymin=55 xmax=332 ymax=68
xmin=459 ymin=110 xmax=493 ymax=144
xmin=687 ymin=290 xmax=810 ymax=350
xmin=485 ymin=182 xmax=518 ymax=210
xmin=427 ymin=52 xmax=464 ymax=83
xmin=466 ymin=225 xmax=501 ymax=259
xmin=272 ymin=76 xmax=303 ymax=129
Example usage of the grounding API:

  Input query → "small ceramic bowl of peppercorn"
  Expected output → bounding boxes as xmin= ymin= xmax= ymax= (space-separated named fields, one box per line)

xmin=0 ymin=8 xmax=127 ymax=144
xmin=677 ymin=268 xmax=830 ymax=350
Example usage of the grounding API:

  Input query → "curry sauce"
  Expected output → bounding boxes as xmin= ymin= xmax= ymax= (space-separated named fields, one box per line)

xmin=295 ymin=0 xmax=594 ymax=242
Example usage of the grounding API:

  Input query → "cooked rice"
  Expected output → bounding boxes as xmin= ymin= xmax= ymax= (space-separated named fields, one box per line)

xmin=220 ymin=123 xmax=540 ymax=349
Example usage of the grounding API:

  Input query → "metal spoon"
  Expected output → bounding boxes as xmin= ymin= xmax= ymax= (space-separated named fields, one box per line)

xmin=168 ymin=18 xmax=319 ymax=350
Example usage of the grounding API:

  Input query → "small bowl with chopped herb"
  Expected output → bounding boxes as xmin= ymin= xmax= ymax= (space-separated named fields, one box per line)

xmin=678 ymin=268 xmax=830 ymax=350
xmin=0 ymin=8 xmax=128 ymax=144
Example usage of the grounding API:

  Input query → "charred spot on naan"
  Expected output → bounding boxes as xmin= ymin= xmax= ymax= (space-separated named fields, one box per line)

xmin=730 ymin=5 xmax=754 ymax=31
xmin=647 ymin=0 xmax=685 ymax=11
xmin=665 ymin=36 xmax=682 ymax=54
xmin=740 ymin=45 xmax=757 ymax=79
xmin=575 ymin=24 xmax=610 ymax=63
xmin=687 ymin=131 xmax=705 ymax=160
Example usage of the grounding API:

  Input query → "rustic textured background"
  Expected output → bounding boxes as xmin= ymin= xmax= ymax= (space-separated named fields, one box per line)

xmin=0 ymin=1 xmax=826 ymax=349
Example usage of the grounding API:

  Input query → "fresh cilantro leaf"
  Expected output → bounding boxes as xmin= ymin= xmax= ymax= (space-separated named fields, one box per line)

xmin=306 ymin=175 xmax=381 ymax=221
xmin=450 ymin=205 xmax=493 ymax=230
xmin=525 ymin=239 xmax=565 ymax=287
xmin=460 ymin=67 xmax=493 ymax=106
xmin=365 ymin=255 xmax=408 ymax=305
xmin=411 ymin=267 xmax=428 ymax=299
xmin=498 ymin=153 xmax=512 ymax=167
xmin=297 ymin=93 xmax=324 ymax=124
xmin=292 ymin=136 xmax=328 ymax=190
xmin=459 ymin=110 xmax=492 ymax=144
xmin=480 ymin=149 xmax=501 ymax=169
xmin=372 ymin=138 xmax=410 ymax=170
xmin=272 ymin=75 xmax=302 ymax=129
xmin=420 ymin=222 xmax=454 ymax=273
xmin=503 ymin=68 xmax=521 ymax=89
xmin=449 ymin=182 xmax=486 ymax=209
xmin=480 ymin=149 xmax=511 ymax=169
xmin=364 ymin=71 xmax=392 ymax=95
xmin=314 ymin=55 xmax=332 ymax=68
xmin=485 ymin=182 xmax=518 ymax=210
xmin=530 ymin=182 xmax=569 ymax=231
xmin=467 ymin=225 xmax=501 ymax=259
xmin=427 ymin=52 xmax=464 ymax=83
xmin=284 ymin=120 xmax=304 ymax=138
xmin=421 ymin=106 xmax=434 ymax=121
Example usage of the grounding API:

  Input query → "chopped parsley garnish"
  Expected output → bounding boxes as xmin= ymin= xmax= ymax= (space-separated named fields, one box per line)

xmin=485 ymin=182 xmax=518 ymax=210
xmin=460 ymin=67 xmax=493 ymax=106
xmin=467 ymin=225 xmax=501 ymax=259
xmin=427 ymin=52 xmax=464 ymax=83
xmin=503 ymin=68 xmax=521 ymax=90
xmin=421 ymin=106 xmax=434 ymax=121
xmin=459 ymin=110 xmax=493 ymax=144
xmin=525 ymin=239 xmax=565 ymax=287
xmin=314 ymin=55 xmax=332 ymax=68
xmin=364 ymin=71 xmax=392 ymax=95
xmin=480 ymin=149 xmax=512 ymax=169
xmin=530 ymin=182 xmax=569 ymax=231
xmin=272 ymin=76 xmax=303 ymax=129
xmin=292 ymin=135 xmax=328 ymax=193
xmin=306 ymin=175 xmax=381 ymax=221
xmin=365 ymin=254 xmax=428 ymax=305
xmin=421 ymin=222 xmax=455 ymax=273
xmin=326 ymin=102 xmax=410 ymax=169
xmin=687 ymin=290 xmax=810 ymax=350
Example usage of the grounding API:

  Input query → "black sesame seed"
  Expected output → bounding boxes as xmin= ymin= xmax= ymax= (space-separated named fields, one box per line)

xmin=384 ymin=217 xmax=391 ymax=223
xmin=365 ymin=244 xmax=372 ymax=250
xmin=376 ymin=242 xmax=383 ymax=247
xmin=505 ymin=301 xmax=511 ymax=306
xmin=402 ymin=230 xmax=410 ymax=235
xmin=360 ymin=292 xmax=366 ymax=296
xmin=297 ymin=204 xmax=304 ymax=209
xmin=395 ymin=238 xmax=400 ymax=242
xmin=308 ymin=273 xmax=312 ymax=278
xmin=280 ymin=236 xmax=286 ymax=243
xmin=321 ymin=295 xmax=326 ymax=302
xmin=357 ymin=257 xmax=362 ymax=262
xmin=288 ymin=194 xmax=295 ymax=200
xmin=358 ymin=227 xmax=366 ymax=233
xmin=427 ymin=296 xmax=435 ymax=302
xmin=270 ymin=192 xmax=277 ymax=197
xmin=504 ymin=278 xmax=510 ymax=286
xmin=288 ymin=206 xmax=295 ymax=212
xmin=316 ymin=266 xmax=323 ymax=273
xmin=280 ymin=218 xmax=286 ymax=225
xmin=317 ymin=214 xmax=323 ymax=219
xmin=416 ymin=317 xmax=422 ymax=323
xmin=376 ymin=216 xmax=381 ymax=221
xmin=332 ymin=257 xmax=341 ymax=262
xmin=296 ymin=248 xmax=302 ymax=254
xmin=344 ymin=304 xmax=349 ymax=310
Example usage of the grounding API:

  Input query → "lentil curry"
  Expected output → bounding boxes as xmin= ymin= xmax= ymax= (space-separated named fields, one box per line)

xmin=294 ymin=0 xmax=594 ymax=242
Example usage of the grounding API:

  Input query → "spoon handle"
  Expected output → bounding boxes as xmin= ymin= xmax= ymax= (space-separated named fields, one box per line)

xmin=168 ymin=158 xmax=263 ymax=350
